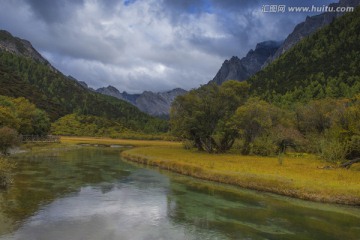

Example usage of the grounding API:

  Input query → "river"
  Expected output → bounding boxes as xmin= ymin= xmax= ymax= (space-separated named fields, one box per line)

xmin=0 ymin=147 xmax=359 ymax=240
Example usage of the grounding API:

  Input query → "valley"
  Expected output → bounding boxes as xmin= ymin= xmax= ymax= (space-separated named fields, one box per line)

xmin=0 ymin=0 xmax=360 ymax=239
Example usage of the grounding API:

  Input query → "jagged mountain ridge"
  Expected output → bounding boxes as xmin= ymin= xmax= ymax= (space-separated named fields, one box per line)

xmin=96 ymin=86 xmax=187 ymax=116
xmin=209 ymin=41 xmax=282 ymax=85
xmin=0 ymin=30 xmax=58 ymax=72
xmin=67 ymin=75 xmax=95 ymax=91
xmin=263 ymin=0 xmax=360 ymax=68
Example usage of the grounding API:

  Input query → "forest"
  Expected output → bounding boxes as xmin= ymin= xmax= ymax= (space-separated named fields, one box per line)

xmin=249 ymin=6 xmax=360 ymax=106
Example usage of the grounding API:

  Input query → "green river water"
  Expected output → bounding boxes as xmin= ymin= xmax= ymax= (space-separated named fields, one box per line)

xmin=0 ymin=147 xmax=359 ymax=240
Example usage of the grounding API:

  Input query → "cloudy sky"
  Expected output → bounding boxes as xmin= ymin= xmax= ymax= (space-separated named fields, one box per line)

xmin=0 ymin=0 xmax=335 ymax=93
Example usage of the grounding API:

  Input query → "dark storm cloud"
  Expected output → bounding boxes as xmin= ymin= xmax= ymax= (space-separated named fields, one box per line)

xmin=161 ymin=0 xmax=335 ymax=58
xmin=25 ymin=0 xmax=84 ymax=23
xmin=0 ymin=0 xmax=337 ymax=93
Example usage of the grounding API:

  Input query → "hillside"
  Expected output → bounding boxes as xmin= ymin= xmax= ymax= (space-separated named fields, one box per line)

xmin=0 ymin=30 xmax=166 ymax=133
xmin=0 ymin=30 xmax=56 ymax=71
xmin=249 ymin=6 xmax=360 ymax=105
xmin=263 ymin=0 xmax=360 ymax=68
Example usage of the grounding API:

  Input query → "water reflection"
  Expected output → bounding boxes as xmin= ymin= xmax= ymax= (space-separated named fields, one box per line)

xmin=0 ymin=148 xmax=359 ymax=240
xmin=0 ymin=148 xmax=133 ymax=234
xmin=166 ymin=176 xmax=360 ymax=240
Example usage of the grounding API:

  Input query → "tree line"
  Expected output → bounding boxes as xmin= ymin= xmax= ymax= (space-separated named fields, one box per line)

xmin=170 ymin=81 xmax=360 ymax=163
xmin=51 ymin=113 xmax=171 ymax=140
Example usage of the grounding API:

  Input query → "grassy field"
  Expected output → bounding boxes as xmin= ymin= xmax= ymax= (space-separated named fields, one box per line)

xmin=62 ymin=137 xmax=360 ymax=205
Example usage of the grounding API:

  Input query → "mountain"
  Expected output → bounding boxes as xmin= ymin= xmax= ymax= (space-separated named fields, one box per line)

xmin=135 ymin=88 xmax=187 ymax=116
xmin=96 ymin=86 xmax=187 ymax=116
xmin=249 ymin=5 xmax=360 ymax=104
xmin=209 ymin=41 xmax=281 ymax=85
xmin=96 ymin=85 xmax=120 ymax=97
xmin=0 ymin=30 xmax=166 ymax=133
xmin=67 ymin=75 xmax=95 ymax=91
xmin=210 ymin=0 xmax=360 ymax=86
xmin=0 ymin=30 xmax=58 ymax=72
xmin=263 ymin=0 xmax=360 ymax=68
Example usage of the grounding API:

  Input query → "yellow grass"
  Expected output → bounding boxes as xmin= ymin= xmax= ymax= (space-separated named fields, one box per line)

xmin=61 ymin=137 xmax=360 ymax=205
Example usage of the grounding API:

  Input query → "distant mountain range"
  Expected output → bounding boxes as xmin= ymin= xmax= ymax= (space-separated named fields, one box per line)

xmin=66 ymin=77 xmax=187 ymax=117
xmin=96 ymin=86 xmax=187 ymax=117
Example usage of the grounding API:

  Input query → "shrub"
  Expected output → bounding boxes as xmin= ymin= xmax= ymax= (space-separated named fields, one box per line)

xmin=181 ymin=140 xmax=194 ymax=150
xmin=251 ymin=135 xmax=277 ymax=156
xmin=302 ymin=134 xmax=322 ymax=154
xmin=347 ymin=135 xmax=360 ymax=160
xmin=231 ymin=139 xmax=244 ymax=150
xmin=0 ymin=127 xmax=21 ymax=155
xmin=319 ymin=138 xmax=349 ymax=163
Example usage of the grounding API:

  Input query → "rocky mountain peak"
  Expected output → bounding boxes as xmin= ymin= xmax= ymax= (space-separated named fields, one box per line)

xmin=106 ymin=85 xmax=121 ymax=94
xmin=229 ymin=56 xmax=240 ymax=61
xmin=209 ymin=56 xmax=245 ymax=85
xmin=96 ymin=85 xmax=124 ymax=100
xmin=209 ymin=41 xmax=281 ymax=85
xmin=255 ymin=40 xmax=282 ymax=50
xmin=0 ymin=30 xmax=57 ymax=72
xmin=134 ymin=88 xmax=187 ymax=116
xmin=158 ymin=88 xmax=188 ymax=103
xmin=96 ymin=85 xmax=187 ymax=116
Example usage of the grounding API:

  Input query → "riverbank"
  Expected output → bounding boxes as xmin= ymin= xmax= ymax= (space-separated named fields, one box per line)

xmin=61 ymin=137 xmax=360 ymax=205
xmin=60 ymin=136 xmax=180 ymax=147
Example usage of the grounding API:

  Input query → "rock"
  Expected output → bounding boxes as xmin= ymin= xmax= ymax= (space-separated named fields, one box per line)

xmin=209 ymin=41 xmax=281 ymax=85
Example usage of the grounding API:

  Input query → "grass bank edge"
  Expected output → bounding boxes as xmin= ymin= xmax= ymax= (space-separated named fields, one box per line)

xmin=60 ymin=136 xmax=181 ymax=148
xmin=120 ymin=145 xmax=360 ymax=206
